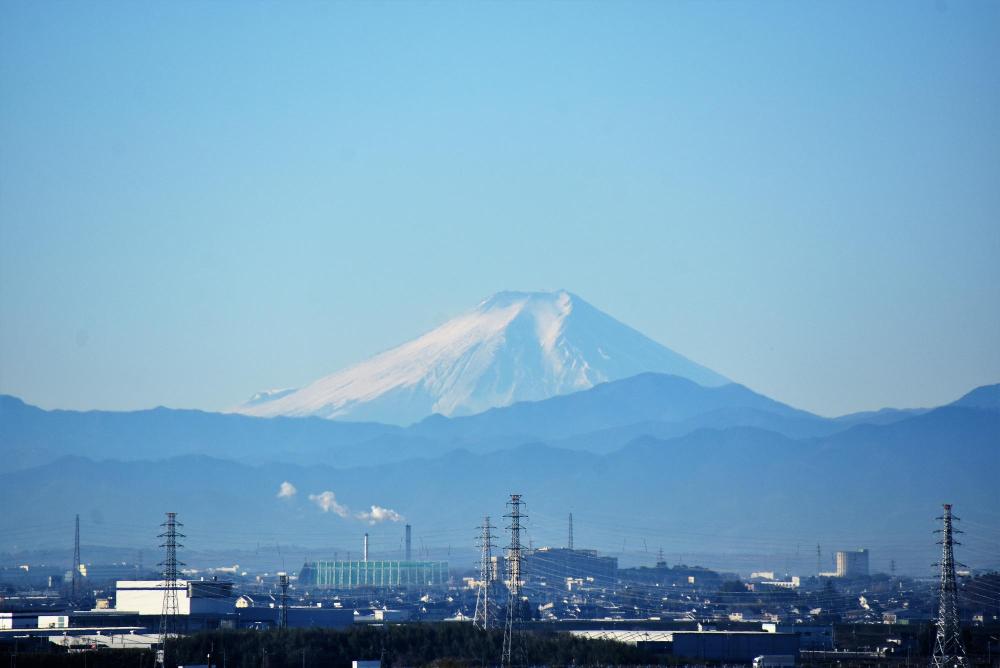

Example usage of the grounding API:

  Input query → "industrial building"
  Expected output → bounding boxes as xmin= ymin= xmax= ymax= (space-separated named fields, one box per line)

xmin=299 ymin=560 xmax=449 ymax=590
xmin=569 ymin=630 xmax=799 ymax=662
xmin=115 ymin=579 xmax=235 ymax=615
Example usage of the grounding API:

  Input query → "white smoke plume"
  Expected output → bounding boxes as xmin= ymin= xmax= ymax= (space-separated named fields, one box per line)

xmin=308 ymin=491 xmax=350 ymax=518
xmin=276 ymin=481 xmax=297 ymax=499
xmin=356 ymin=505 xmax=404 ymax=524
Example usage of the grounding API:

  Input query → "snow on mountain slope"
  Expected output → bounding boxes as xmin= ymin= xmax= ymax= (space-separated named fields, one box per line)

xmin=234 ymin=290 xmax=728 ymax=425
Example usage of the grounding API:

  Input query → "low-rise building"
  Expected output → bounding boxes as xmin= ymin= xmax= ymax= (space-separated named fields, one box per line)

xmin=115 ymin=580 xmax=234 ymax=615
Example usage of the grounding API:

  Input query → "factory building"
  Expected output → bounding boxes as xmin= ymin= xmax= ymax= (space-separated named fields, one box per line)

xmin=115 ymin=580 xmax=235 ymax=615
xmin=835 ymin=550 xmax=869 ymax=578
xmin=569 ymin=630 xmax=799 ymax=662
xmin=671 ymin=631 xmax=799 ymax=661
xmin=299 ymin=560 xmax=449 ymax=590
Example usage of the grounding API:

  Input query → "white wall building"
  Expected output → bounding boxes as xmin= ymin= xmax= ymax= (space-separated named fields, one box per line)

xmin=115 ymin=580 xmax=234 ymax=615
xmin=835 ymin=549 xmax=869 ymax=577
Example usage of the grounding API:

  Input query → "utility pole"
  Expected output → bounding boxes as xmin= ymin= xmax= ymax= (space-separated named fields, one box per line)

xmin=502 ymin=494 xmax=526 ymax=668
xmin=474 ymin=516 xmax=496 ymax=630
xmin=72 ymin=514 xmax=81 ymax=605
xmin=158 ymin=512 xmax=185 ymax=667
xmin=931 ymin=503 xmax=967 ymax=668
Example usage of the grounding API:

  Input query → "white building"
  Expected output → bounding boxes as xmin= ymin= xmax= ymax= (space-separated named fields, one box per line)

xmin=835 ymin=549 xmax=869 ymax=578
xmin=115 ymin=580 xmax=234 ymax=615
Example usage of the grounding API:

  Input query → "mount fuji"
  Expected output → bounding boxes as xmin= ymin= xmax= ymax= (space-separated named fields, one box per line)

xmin=234 ymin=290 xmax=729 ymax=425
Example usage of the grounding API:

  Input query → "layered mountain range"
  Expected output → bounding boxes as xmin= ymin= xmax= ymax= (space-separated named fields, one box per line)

xmin=1 ymin=291 xmax=997 ymax=571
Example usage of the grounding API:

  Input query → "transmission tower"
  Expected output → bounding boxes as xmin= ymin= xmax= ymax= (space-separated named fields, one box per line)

xmin=158 ymin=512 xmax=185 ymax=665
xmin=278 ymin=573 xmax=290 ymax=630
xmin=502 ymin=494 xmax=526 ymax=668
xmin=474 ymin=516 xmax=497 ymax=630
xmin=931 ymin=503 xmax=967 ymax=668
xmin=567 ymin=513 xmax=574 ymax=550
xmin=71 ymin=514 xmax=81 ymax=605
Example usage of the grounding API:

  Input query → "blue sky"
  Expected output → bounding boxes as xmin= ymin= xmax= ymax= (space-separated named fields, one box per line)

xmin=1 ymin=1 xmax=998 ymax=417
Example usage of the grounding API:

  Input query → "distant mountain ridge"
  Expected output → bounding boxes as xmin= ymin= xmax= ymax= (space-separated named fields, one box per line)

xmin=0 ymin=374 xmax=830 ymax=471
xmin=951 ymin=383 xmax=1000 ymax=411
xmin=3 ymin=377 xmax=996 ymax=470
xmin=2 ymin=400 xmax=997 ymax=572
xmin=233 ymin=290 xmax=728 ymax=425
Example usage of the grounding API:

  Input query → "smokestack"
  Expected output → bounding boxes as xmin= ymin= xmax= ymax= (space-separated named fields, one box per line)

xmin=568 ymin=513 xmax=574 ymax=550
xmin=363 ymin=533 xmax=369 ymax=562
xmin=405 ymin=524 xmax=412 ymax=561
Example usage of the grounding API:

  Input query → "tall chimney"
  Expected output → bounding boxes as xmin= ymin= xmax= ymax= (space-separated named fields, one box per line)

xmin=363 ymin=533 xmax=369 ymax=562
xmin=405 ymin=524 xmax=412 ymax=561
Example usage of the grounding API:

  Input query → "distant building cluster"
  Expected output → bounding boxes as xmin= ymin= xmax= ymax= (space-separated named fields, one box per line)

xmin=5 ymin=506 xmax=993 ymax=667
xmin=522 ymin=547 xmax=618 ymax=590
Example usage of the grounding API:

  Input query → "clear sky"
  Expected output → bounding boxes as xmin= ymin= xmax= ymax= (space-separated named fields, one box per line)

xmin=1 ymin=1 xmax=998 ymax=417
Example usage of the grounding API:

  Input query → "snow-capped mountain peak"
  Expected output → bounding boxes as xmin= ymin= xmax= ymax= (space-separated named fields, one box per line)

xmin=234 ymin=290 xmax=727 ymax=425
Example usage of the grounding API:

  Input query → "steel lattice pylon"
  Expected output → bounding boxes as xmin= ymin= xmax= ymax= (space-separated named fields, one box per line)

xmin=278 ymin=573 xmax=290 ymax=629
xmin=931 ymin=503 xmax=967 ymax=668
xmin=158 ymin=512 xmax=185 ymax=666
xmin=71 ymin=514 xmax=81 ymax=605
xmin=473 ymin=516 xmax=496 ymax=631
xmin=502 ymin=494 xmax=526 ymax=668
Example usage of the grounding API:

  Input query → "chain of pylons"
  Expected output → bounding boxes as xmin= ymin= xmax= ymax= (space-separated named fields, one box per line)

xmin=158 ymin=512 xmax=185 ymax=666
xmin=474 ymin=515 xmax=496 ymax=631
xmin=502 ymin=494 xmax=526 ymax=668
xmin=931 ymin=503 xmax=967 ymax=668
